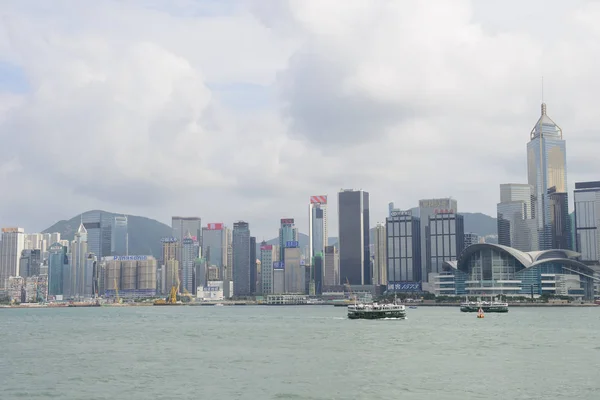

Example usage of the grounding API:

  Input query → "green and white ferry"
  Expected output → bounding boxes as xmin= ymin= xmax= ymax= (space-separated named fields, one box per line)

xmin=460 ymin=301 xmax=509 ymax=313
xmin=348 ymin=302 xmax=407 ymax=320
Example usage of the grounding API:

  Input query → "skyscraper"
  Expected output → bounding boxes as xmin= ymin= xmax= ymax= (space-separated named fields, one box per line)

xmin=309 ymin=195 xmax=328 ymax=259
xmin=548 ymin=187 xmax=570 ymax=250
xmin=260 ymin=243 xmax=275 ymax=295
xmin=71 ymin=222 xmax=89 ymax=298
xmin=0 ymin=227 xmax=25 ymax=289
xmin=418 ymin=198 xmax=457 ymax=281
xmin=574 ymin=181 xmax=600 ymax=263
xmin=283 ymin=245 xmax=304 ymax=293
xmin=19 ymin=249 xmax=42 ymax=277
xmin=172 ymin=216 xmax=202 ymax=266
xmin=527 ymin=103 xmax=569 ymax=250
xmin=232 ymin=221 xmax=251 ymax=297
xmin=250 ymin=236 xmax=257 ymax=294
xmin=48 ymin=243 xmax=68 ymax=297
xmin=372 ymin=222 xmax=386 ymax=286
xmin=338 ymin=189 xmax=370 ymax=285
xmin=386 ymin=210 xmax=421 ymax=283
xmin=181 ymin=235 xmax=199 ymax=294
xmin=82 ymin=211 xmax=112 ymax=260
xmin=111 ymin=216 xmax=128 ymax=256
xmin=427 ymin=211 xmax=464 ymax=278
xmin=278 ymin=218 xmax=298 ymax=262
xmin=323 ymin=245 xmax=339 ymax=286
xmin=496 ymin=183 xmax=538 ymax=251
xmin=201 ymin=223 xmax=228 ymax=277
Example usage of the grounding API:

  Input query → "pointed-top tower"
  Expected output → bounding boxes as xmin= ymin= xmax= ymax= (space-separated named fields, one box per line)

xmin=526 ymin=102 xmax=569 ymax=250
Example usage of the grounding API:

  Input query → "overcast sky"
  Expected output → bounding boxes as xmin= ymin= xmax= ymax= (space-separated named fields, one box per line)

xmin=1 ymin=0 xmax=600 ymax=240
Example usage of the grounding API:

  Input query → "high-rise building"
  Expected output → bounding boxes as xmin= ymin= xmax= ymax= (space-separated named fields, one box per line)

xmin=574 ymin=181 xmax=600 ymax=263
xmin=84 ymin=254 xmax=97 ymax=298
xmin=527 ymin=103 xmax=569 ymax=250
xmin=428 ymin=211 xmax=464 ymax=277
xmin=202 ymin=223 xmax=228 ymax=276
xmin=548 ymin=187 xmax=571 ymax=250
xmin=82 ymin=211 xmax=112 ymax=260
xmin=463 ymin=233 xmax=480 ymax=249
xmin=232 ymin=221 xmax=251 ymax=297
xmin=284 ymin=246 xmax=304 ymax=294
xmin=19 ymin=249 xmax=42 ymax=277
xmin=372 ymin=222 xmax=387 ymax=285
xmin=497 ymin=183 xmax=538 ymax=251
xmin=279 ymin=218 xmax=299 ymax=262
xmin=313 ymin=254 xmax=323 ymax=295
xmin=386 ymin=210 xmax=421 ymax=283
xmin=260 ymin=243 xmax=275 ymax=295
xmin=338 ymin=189 xmax=370 ymax=285
xmin=70 ymin=222 xmax=89 ymax=298
xmin=48 ymin=243 xmax=68 ymax=297
xmin=111 ymin=216 xmax=128 ymax=256
xmin=418 ymin=198 xmax=457 ymax=281
xmin=250 ymin=236 xmax=257 ymax=294
xmin=172 ymin=216 xmax=202 ymax=266
xmin=323 ymin=245 xmax=339 ymax=287
xmin=181 ymin=236 xmax=199 ymax=294
xmin=309 ymin=195 xmax=328 ymax=259
xmin=0 ymin=227 xmax=25 ymax=289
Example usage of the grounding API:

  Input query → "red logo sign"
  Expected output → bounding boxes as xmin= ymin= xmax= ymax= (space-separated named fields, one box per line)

xmin=206 ymin=223 xmax=223 ymax=230
xmin=280 ymin=218 xmax=294 ymax=224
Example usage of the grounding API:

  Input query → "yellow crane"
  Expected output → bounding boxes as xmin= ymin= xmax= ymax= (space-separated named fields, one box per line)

xmin=154 ymin=264 xmax=182 ymax=305
xmin=114 ymin=277 xmax=121 ymax=304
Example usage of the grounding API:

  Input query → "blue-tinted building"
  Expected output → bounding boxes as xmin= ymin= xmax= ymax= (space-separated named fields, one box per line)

xmin=232 ymin=221 xmax=251 ymax=297
xmin=111 ymin=216 xmax=128 ymax=256
xmin=527 ymin=103 xmax=570 ymax=250
xmin=440 ymin=243 xmax=595 ymax=300
xmin=47 ymin=243 xmax=68 ymax=297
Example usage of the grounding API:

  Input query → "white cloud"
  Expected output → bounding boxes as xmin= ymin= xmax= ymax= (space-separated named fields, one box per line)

xmin=0 ymin=0 xmax=599 ymax=239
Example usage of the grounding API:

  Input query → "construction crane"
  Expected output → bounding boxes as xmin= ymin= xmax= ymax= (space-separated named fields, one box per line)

xmin=182 ymin=288 xmax=194 ymax=303
xmin=114 ymin=277 xmax=121 ymax=304
xmin=154 ymin=264 xmax=181 ymax=305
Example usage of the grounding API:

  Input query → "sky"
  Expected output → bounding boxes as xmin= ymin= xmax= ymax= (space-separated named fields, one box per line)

xmin=1 ymin=0 xmax=600 ymax=240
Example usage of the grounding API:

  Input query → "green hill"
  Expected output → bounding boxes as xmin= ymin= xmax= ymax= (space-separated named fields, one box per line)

xmin=42 ymin=210 xmax=172 ymax=257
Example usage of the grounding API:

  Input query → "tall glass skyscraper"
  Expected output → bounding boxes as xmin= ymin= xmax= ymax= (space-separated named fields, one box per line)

xmin=232 ymin=221 xmax=251 ymax=297
xmin=111 ymin=216 xmax=128 ymax=256
xmin=527 ymin=103 xmax=569 ymax=250
xmin=309 ymin=195 xmax=328 ymax=259
xmin=278 ymin=218 xmax=298 ymax=262
xmin=338 ymin=189 xmax=370 ymax=285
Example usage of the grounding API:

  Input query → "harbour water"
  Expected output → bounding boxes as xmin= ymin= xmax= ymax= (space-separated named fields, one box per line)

xmin=2 ymin=306 xmax=600 ymax=399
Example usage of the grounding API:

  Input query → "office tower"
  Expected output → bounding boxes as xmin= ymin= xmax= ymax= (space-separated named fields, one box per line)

xmin=372 ymin=222 xmax=387 ymax=285
xmin=548 ymin=187 xmax=570 ymax=250
xmin=172 ymin=216 xmax=202 ymax=266
xmin=225 ymin=228 xmax=233 ymax=281
xmin=0 ymin=227 xmax=25 ymax=289
xmin=309 ymin=195 xmax=328 ymax=259
xmin=25 ymin=233 xmax=43 ymax=250
xmin=527 ymin=103 xmax=569 ymax=250
xmin=313 ymin=254 xmax=323 ymax=295
xmin=574 ymin=181 xmax=600 ymax=262
xmin=232 ymin=221 xmax=251 ymax=297
xmin=418 ymin=198 xmax=457 ymax=281
xmin=111 ymin=216 xmax=128 ymax=256
xmin=323 ymin=245 xmax=339 ymax=286
xmin=497 ymin=183 xmax=538 ymax=251
xmin=338 ymin=189 xmax=370 ymax=285
xmin=260 ymin=243 xmax=275 ymax=294
xmin=195 ymin=258 xmax=207 ymax=290
xmin=283 ymin=245 xmax=304 ymax=293
xmin=48 ymin=243 xmax=68 ymax=297
xmin=279 ymin=218 xmax=299 ymax=262
xmin=71 ymin=222 xmax=89 ymax=298
xmin=19 ymin=249 xmax=42 ymax=277
xmin=181 ymin=235 xmax=199 ymax=294
xmin=85 ymin=254 xmax=97 ymax=298
xmin=386 ymin=210 xmax=421 ymax=283
xmin=250 ymin=237 xmax=257 ymax=294
xmin=428 ymin=211 xmax=464 ymax=277
xmin=463 ymin=233 xmax=480 ymax=249
xmin=81 ymin=211 xmax=112 ymax=260
xmin=202 ymin=223 xmax=228 ymax=276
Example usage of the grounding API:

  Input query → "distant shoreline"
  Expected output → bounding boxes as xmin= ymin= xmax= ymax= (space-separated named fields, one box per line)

xmin=1 ymin=302 xmax=598 ymax=309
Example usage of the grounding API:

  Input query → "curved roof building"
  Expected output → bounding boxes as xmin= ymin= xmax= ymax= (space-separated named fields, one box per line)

xmin=441 ymin=243 xmax=596 ymax=300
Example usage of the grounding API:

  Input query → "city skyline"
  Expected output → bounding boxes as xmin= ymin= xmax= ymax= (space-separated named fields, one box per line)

xmin=2 ymin=2 xmax=600 ymax=241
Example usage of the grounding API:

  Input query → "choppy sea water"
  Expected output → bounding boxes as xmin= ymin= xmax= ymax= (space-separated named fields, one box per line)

xmin=1 ymin=306 xmax=600 ymax=399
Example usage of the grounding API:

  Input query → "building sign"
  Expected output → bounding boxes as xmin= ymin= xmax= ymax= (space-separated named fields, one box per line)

xmin=260 ymin=244 xmax=273 ymax=251
xmin=109 ymin=255 xmax=149 ymax=261
xmin=206 ymin=223 xmax=223 ymax=230
xmin=280 ymin=218 xmax=294 ymax=224
xmin=160 ymin=237 xmax=177 ymax=243
xmin=1 ymin=227 xmax=20 ymax=233
xmin=419 ymin=199 xmax=450 ymax=208
xmin=286 ymin=241 xmax=299 ymax=248
xmin=387 ymin=281 xmax=422 ymax=292
xmin=182 ymin=238 xmax=194 ymax=245
xmin=204 ymin=286 xmax=220 ymax=292
xmin=390 ymin=210 xmax=412 ymax=217
xmin=434 ymin=209 xmax=455 ymax=215
xmin=310 ymin=195 xmax=328 ymax=204
xmin=273 ymin=261 xmax=284 ymax=270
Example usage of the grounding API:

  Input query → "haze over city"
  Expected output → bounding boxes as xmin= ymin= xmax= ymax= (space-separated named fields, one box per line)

xmin=2 ymin=0 xmax=600 ymax=239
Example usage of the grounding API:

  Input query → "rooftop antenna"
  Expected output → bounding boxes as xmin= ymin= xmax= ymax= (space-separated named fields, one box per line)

xmin=541 ymin=76 xmax=546 ymax=116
